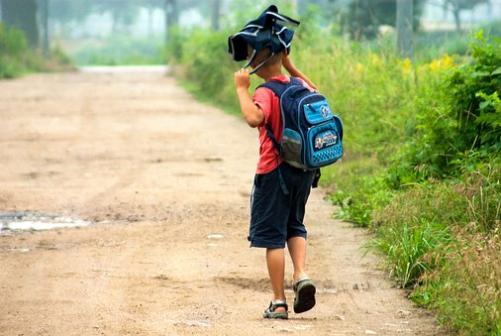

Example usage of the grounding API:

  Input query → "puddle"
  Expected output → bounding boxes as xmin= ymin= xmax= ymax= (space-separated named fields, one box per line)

xmin=207 ymin=234 xmax=224 ymax=240
xmin=175 ymin=320 xmax=211 ymax=328
xmin=0 ymin=211 xmax=91 ymax=234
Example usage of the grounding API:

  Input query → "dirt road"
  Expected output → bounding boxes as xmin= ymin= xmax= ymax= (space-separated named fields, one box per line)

xmin=0 ymin=69 xmax=447 ymax=335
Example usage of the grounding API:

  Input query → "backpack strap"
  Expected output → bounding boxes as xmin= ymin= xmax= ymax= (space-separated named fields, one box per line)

xmin=258 ymin=76 xmax=303 ymax=153
xmin=259 ymin=78 xmax=322 ymax=188
xmin=257 ymin=77 xmax=302 ymax=97
xmin=257 ymin=77 xmax=303 ymax=196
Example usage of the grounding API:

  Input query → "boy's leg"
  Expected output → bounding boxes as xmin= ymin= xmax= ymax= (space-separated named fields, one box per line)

xmin=287 ymin=236 xmax=307 ymax=282
xmin=266 ymin=248 xmax=286 ymax=312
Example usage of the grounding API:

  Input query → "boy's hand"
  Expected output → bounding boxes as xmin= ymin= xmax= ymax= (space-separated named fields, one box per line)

xmin=234 ymin=69 xmax=251 ymax=90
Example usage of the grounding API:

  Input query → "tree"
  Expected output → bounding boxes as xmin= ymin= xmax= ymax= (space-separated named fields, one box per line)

xmin=0 ymin=0 xmax=39 ymax=47
xmin=164 ymin=0 xmax=178 ymax=40
xmin=40 ymin=0 xmax=49 ymax=56
xmin=211 ymin=0 xmax=221 ymax=31
xmin=344 ymin=0 xmax=424 ymax=40
xmin=93 ymin=0 xmax=141 ymax=34
xmin=49 ymin=0 xmax=92 ymax=26
xmin=396 ymin=0 xmax=413 ymax=59
xmin=443 ymin=0 xmax=489 ymax=32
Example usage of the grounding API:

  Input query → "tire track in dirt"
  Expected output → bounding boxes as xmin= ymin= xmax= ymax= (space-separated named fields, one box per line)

xmin=0 ymin=69 xmax=448 ymax=335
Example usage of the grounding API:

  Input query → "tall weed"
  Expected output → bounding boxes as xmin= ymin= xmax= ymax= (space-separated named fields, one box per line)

xmin=412 ymin=226 xmax=501 ymax=335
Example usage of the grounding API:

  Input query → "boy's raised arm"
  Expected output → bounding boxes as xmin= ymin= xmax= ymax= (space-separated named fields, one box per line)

xmin=234 ymin=69 xmax=264 ymax=128
xmin=282 ymin=54 xmax=317 ymax=90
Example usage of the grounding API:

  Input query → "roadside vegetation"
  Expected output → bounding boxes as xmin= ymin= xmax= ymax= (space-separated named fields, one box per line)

xmin=169 ymin=11 xmax=501 ymax=336
xmin=0 ymin=23 xmax=73 ymax=79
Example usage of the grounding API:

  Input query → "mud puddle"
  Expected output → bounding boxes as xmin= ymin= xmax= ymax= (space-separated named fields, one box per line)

xmin=0 ymin=211 xmax=91 ymax=233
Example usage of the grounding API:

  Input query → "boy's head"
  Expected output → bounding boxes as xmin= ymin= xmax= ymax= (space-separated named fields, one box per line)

xmin=228 ymin=5 xmax=299 ymax=74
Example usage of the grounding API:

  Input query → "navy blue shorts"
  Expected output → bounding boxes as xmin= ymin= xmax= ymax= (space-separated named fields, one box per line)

xmin=248 ymin=163 xmax=315 ymax=249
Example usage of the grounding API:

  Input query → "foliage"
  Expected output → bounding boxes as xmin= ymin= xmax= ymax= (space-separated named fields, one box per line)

xmin=326 ymin=160 xmax=393 ymax=226
xmin=170 ymin=28 xmax=241 ymax=113
xmin=443 ymin=0 xmax=490 ymax=31
xmin=0 ymin=23 xmax=38 ymax=78
xmin=0 ymin=23 xmax=74 ymax=79
xmin=388 ymin=33 xmax=501 ymax=186
xmin=450 ymin=32 xmax=501 ymax=149
xmin=343 ymin=0 xmax=425 ymax=40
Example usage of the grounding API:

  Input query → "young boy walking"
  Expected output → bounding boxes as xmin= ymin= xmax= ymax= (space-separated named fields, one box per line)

xmin=229 ymin=6 xmax=318 ymax=320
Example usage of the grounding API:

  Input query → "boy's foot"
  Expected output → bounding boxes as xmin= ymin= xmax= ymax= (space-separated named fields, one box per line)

xmin=263 ymin=300 xmax=288 ymax=319
xmin=293 ymin=277 xmax=316 ymax=313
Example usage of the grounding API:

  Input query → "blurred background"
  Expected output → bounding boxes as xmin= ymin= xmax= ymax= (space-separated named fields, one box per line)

xmin=0 ymin=0 xmax=500 ymax=68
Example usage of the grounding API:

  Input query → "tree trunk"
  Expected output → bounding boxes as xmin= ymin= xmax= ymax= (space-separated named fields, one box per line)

xmin=396 ymin=0 xmax=414 ymax=59
xmin=41 ymin=0 xmax=50 ymax=56
xmin=148 ymin=5 xmax=153 ymax=37
xmin=165 ymin=0 xmax=178 ymax=41
xmin=211 ymin=0 xmax=220 ymax=31
xmin=452 ymin=7 xmax=461 ymax=32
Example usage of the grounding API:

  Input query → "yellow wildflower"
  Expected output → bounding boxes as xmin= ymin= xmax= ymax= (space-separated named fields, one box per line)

xmin=401 ymin=58 xmax=413 ymax=75
xmin=429 ymin=54 xmax=455 ymax=73
xmin=442 ymin=54 xmax=454 ymax=68
xmin=355 ymin=62 xmax=364 ymax=75
xmin=369 ymin=53 xmax=382 ymax=66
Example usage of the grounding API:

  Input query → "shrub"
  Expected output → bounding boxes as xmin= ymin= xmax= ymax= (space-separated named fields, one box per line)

xmin=388 ymin=32 xmax=501 ymax=186
xmin=0 ymin=23 xmax=71 ymax=78
xmin=0 ymin=23 xmax=30 ymax=78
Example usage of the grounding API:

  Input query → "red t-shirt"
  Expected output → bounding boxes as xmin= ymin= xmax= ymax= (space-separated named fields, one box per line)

xmin=252 ymin=75 xmax=313 ymax=174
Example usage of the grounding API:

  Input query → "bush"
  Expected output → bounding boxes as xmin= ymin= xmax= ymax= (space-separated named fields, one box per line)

xmin=389 ymin=33 xmax=501 ymax=186
xmin=0 ymin=23 xmax=31 ymax=78
xmin=0 ymin=23 xmax=72 ymax=78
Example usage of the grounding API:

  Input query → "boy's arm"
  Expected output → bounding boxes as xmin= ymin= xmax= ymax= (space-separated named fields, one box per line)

xmin=234 ymin=69 xmax=264 ymax=128
xmin=282 ymin=53 xmax=318 ymax=90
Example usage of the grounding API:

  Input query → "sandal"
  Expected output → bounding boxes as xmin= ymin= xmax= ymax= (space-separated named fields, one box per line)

xmin=293 ymin=277 xmax=316 ymax=313
xmin=263 ymin=300 xmax=289 ymax=319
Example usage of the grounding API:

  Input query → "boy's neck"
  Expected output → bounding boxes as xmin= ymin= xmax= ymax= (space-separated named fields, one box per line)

xmin=259 ymin=64 xmax=284 ymax=81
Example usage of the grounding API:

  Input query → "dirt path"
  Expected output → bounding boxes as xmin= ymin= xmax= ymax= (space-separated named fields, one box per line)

xmin=0 ymin=69 xmax=447 ymax=336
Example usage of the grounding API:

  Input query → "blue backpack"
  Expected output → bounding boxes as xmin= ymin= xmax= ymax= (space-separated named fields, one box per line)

xmin=260 ymin=77 xmax=343 ymax=171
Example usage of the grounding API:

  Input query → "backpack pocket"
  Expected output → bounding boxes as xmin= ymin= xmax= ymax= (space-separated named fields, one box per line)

xmin=303 ymin=99 xmax=334 ymax=125
xmin=305 ymin=123 xmax=343 ymax=168
xmin=281 ymin=128 xmax=303 ymax=169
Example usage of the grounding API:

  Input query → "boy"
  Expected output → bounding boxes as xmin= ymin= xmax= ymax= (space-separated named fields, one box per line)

xmin=233 ymin=38 xmax=318 ymax=319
